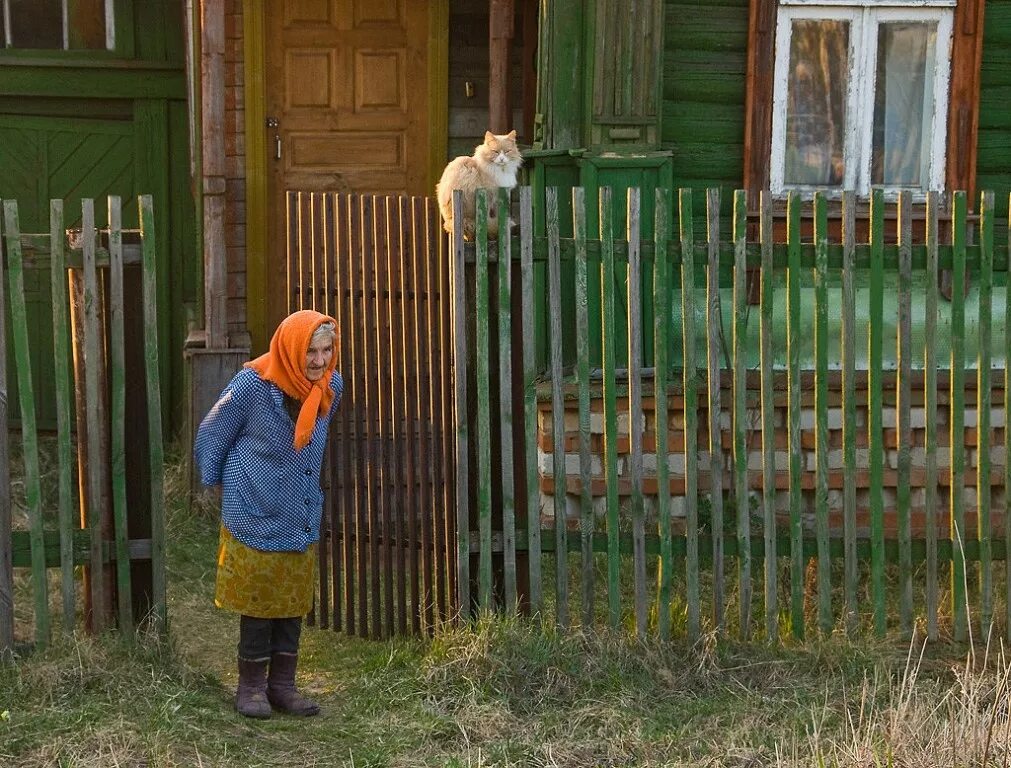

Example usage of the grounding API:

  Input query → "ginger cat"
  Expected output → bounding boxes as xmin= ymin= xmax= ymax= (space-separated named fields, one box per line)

xmin=436 ymin=130 xmax=522 ymax=240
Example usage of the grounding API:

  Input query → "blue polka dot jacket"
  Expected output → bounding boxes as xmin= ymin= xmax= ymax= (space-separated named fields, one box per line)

xmin=194 ymin=367 xmax=344 ymax=552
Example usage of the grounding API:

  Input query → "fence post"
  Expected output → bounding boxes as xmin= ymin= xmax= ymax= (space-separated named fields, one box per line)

xmin=731 ymin=190 xmax=750 ymax=640
xmin=786 ymin=191 xmax=803 ymax=641
xmin=950 ymin=191 xmax=968 ymax=643
xmin=0 ymin=201 xmax=11 ymax=654
xmin=759 ymin=192 xmax=777 ymax=643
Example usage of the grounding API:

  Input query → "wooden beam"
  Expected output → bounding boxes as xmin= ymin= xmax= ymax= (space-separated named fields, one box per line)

xmin=489 ymin=0 xmax=515 ymax=133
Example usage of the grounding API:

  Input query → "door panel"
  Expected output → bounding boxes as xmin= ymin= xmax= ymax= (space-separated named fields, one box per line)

xmin=265 ymin=0 xmax=430 ymax=329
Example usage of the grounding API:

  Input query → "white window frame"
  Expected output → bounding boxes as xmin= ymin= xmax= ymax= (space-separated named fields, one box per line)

xmin=770 ymin=0 xmax=954 ymax=198
xmin=1 ymin=0 xmax=116 ymax=51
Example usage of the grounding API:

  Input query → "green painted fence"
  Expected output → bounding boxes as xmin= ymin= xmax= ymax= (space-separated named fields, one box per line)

xmin=453 ymin=186 xmax=1011 ymax=643
xmin=1 ymin=196 xmax=165 ymax=652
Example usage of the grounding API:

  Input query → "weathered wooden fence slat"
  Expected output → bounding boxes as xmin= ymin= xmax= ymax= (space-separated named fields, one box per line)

xmin=435 ymin=196 xmax=455 ymax=626
xmin=520 ymin=187 xmax=541 ymax=616
xmin=4 ymin=201 xmax=50 ymax=646
xmin=81 ymin=199 xmax=108 ymax=634
xmin=0 ymin=202 xmax=10 ymax=652
xmin=380 ymin=196 xmax=395 ymax=638
xmin=628 ymin=188 xmax=647 ymax=639
xmin=705 ymin=188 xmax=724 ymax=634
xmin=841 ymin=192 xmax=858 ymax=636
xmin=475 ymin=191 xmax=493 ymax=610
xmin=759 ymin=193 xmax=777 ymax=642
xmin=108 ymin=196 xmax=134 ymax=634
xmin=574 ymin=187 xmax=594 ymax=627
xmin=897 ymin=192 xmax=913 ymax=638
xmin=601 ymin=187 xmax=621 ymax=629
xmin=49 ymin=200 xmax=75 ymax=634
xmin=679 ymin=188 xmax=700 ymax=642
xmin=334 ymin=194 xmax=355 ymax=635
xmin=925 ymin=191 xmax=940 ymax=641
xmin=1006 ymin=193 xmax=1011 ymax=644
xmin=950 ymin=191 xmax=968 ymax=642
xmin=731 ymin=190 xmax=750 ymax=641
xmin=140 ymin=195 xmax=166 ymax=632
xmin=813 ymin=193 xmax=831 ymax=636
xmin=497 ymin=188 xmax=517 ymax=615
xmin=654 ymin=188 xmax=673 ymax=640
xmin=786 ymin=192 xmax=804 ymax=641
xmin=399 ymin=196 xmax=416 ymax=634
xmin=977 ymin=190 xmax=994 ymax=636
xmin=547 ymin=187 xmax=568 ymax=627
xmin=868 ymin=189 xmax=886 ymax=637
xmin=452 ymin=190 xmax=471 ymax=619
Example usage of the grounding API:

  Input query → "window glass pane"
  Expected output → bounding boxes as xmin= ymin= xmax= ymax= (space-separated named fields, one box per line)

xmin=785 ymin=20 xmax=849 ymax=187
xmin=9 ymin=0 xmax=63 ymax=49
xmin=872 ymin=22 xmax=937 ymax=188
xmin=68 ymin=0 xmax=107 ymax=49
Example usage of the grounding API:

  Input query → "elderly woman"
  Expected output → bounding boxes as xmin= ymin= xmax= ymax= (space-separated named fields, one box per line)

xmin=195 ymin=310 xmax=343 ymax=719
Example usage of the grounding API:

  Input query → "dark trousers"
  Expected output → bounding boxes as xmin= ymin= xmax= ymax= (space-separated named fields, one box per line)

xmin=238 ymin=615 xmax=302 ymax=659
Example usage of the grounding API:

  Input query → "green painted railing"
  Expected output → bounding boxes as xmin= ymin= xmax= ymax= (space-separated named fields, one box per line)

xmin=1 ymin=196 xmax=165 ymax=652
xmin=453 ymin=186 xmax=1011 ymax=643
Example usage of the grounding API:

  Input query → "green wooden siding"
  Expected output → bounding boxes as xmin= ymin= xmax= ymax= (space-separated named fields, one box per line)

xmin=0 ymin=0 xmax=193 ymax=434
xmin=661 ymin=0 xmax=748 ymax=209
xmin=978 ymin=0 xmax=1011 ymax=241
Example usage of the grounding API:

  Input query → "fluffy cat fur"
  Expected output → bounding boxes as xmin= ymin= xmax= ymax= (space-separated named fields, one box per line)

xmin=437 ymin=130 xmax=522 ymax=240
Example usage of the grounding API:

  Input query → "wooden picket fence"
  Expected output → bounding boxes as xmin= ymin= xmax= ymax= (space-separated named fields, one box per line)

xmin=452 ymin=186 xmax=1011 ymax=643
xmin=1 ymin=196 xmax=165 ymax=651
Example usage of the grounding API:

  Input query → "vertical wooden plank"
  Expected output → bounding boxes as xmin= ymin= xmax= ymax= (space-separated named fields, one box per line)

xmin=349 ymin=195 xmax=367 ymax=637
xmin=813 ymin=192 xmax=831 ymax=636
xmin=679 ymin=188 xmax=700 ymax=641
xmin=3 ymin=201 xmax=50 ymax=646
xmin=81 ymin=199 xmax=106 ymax=634
xmin=0 ymin=200 xmax=10 ymax=653
xmin=654 ymin=188 xmax=672 ymax=640
xmin=896 ymin=192 xmax=913 ymax=637
xmin=627 ymin=188 xmax=647 ymax=639
xmin=498 ymin=188 xmax=517 ymax=613
xmin=705 ymin=188 xmax=724 ymax=634
xmin=731 ymin=189 xmax=750 ymax=640
xmin=452 ymin=190 xmax=472 ymax=618
xmin=475 ymin=190 xmax=493 ymax=611
xmin=868 ymin=188 xmax=886 ymax=637
xmin=397 ymin=197 xmax=414 ymax=635
xmin=356 ymin=195 xmax=375 ymax=637
xmin=547 ymin=187 xmax=568 ymax=628
xmin=337 ymin=194 xmax=358 ymax=636
xmin=950 ymin=190 xmax=968 ymax=643
xmin=361 ymin=196 xmax=381 ymax=638
xmin=841 ymin=192 xmax=858 ymax=636
xmin=381 ymin=196 xmax=396 ymax=637
xmin=786 ymin=191 xmax=804 ymax=641
xmin=50 ymin=201 xmax=75 ymax=633
xmin=759 ymin=192 xmax=777 ymax=643
xmin=324 ymin=194 xmax=341 ymax=631
xmin=976 ymin=190 xmax=994 ymax=635
xmin=108 ymin=196 xmax=133 ymax=633
xmin=574 ymin=187 xmax=594 ymax=627
xmin=314 ymin=195 xmax=330 ymax=629
xmin=601 ymin=186 xmax=621 ymax=629
xmin=1006 ymin=192 xmax=1011 ymax=644
xmin=520 ymin=187 xmax=541 ymax=615
xmin=924 ymin=191 xmax=940 ymax=641
xmin=139 ymin=195 xmax=165 ymax=632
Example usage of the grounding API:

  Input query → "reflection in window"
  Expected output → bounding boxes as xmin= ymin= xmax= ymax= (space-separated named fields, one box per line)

xmin=785 ymin=20 xmax=849 ymax=187
xmin=3 ymin=0 xmax=110 ymax=50
xmin=872 ymin=22 xmax=937 ymax=188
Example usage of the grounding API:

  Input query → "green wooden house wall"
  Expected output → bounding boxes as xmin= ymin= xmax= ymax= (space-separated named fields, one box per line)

xmin=0 ymin=0 xmax=195 ymax=435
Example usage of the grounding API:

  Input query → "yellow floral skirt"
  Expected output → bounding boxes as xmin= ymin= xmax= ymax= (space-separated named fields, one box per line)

xmin=214 ymin=525 xmax=317 ymax=618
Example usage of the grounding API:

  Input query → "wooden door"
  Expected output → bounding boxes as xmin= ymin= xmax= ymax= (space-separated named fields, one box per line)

xmin=264 ymin=0 xmax=431 ymax=330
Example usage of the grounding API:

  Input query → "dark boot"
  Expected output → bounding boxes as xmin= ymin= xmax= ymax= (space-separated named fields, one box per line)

xmin=235 ymin=657 xmax=272 ymax=719
xmin=267 ymin=652 xmax=320 ymax=716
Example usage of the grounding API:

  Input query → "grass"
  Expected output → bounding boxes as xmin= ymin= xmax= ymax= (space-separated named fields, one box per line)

xmin=2 ymin=448 xmax=1011 ymax=766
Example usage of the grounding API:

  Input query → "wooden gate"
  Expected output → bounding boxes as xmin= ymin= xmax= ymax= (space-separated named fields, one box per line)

xmin=287 ymin=192 xmax=457 ymax=638
xmin=2 ymin=196 xmax=166 ymax=651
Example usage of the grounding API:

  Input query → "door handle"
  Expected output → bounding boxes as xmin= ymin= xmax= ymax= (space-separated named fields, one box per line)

xmin=266 ymin=117 xmax=281 ymax=160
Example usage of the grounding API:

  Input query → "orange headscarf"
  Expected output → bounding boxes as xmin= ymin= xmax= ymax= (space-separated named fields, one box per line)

xmin=245 ymin=310 xmax=339 ymax=450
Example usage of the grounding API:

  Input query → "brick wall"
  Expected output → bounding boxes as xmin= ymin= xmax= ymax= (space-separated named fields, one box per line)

xmin=535 ymin=376 xmax=1008 ymax=539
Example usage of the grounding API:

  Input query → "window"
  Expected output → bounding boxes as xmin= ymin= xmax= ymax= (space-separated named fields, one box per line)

xmin=745 ymin=0 xmax=985 ymax=205
xmin=2 ymin=0 xmax=114 ymax=51
xmin=770 ymin=1 xmax=953 ymax=196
